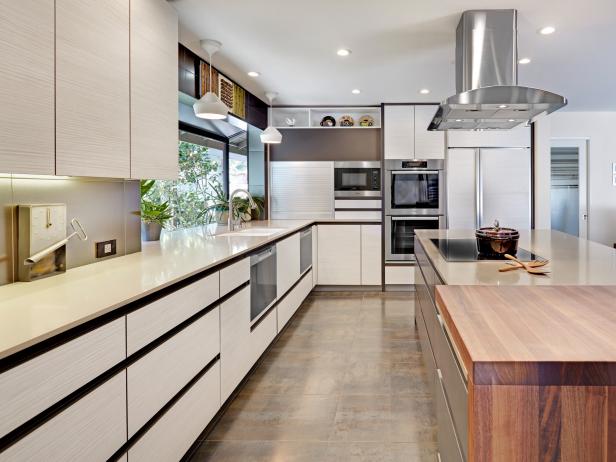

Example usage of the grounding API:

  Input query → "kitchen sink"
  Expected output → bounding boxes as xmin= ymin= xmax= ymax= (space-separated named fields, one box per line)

xmin=218 ymin=228 xmax=286 ymax=237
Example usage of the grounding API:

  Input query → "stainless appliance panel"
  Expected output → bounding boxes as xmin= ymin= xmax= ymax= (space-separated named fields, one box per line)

xmin=385 ymin=216 xmax=445 ymax=262
xmin=250 ymin=245 xmax=277 ymax=322
xmin=299 ymin=228 xmax=312 ymax=274
xmin=385 ymin=160 xmax=444 ymax=215
xmin=334 ymin=161 xmax=381 ymax=198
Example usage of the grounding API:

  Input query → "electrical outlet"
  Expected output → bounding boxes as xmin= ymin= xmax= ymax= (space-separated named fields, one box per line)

xmin=96 ymin=239 xmax=117 ymax=258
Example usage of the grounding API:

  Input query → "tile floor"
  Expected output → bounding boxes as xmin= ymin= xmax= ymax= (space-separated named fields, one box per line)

xmin=188 ymin=291 xmax=437 ymax=461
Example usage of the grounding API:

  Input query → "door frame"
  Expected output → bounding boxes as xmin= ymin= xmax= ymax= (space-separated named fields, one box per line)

xmin=550 ymin=138 xmax=589 ymax=239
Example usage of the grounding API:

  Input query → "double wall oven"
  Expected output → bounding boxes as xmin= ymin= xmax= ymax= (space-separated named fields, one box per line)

xmin=385 ymin=160 xmax=445 ymax=262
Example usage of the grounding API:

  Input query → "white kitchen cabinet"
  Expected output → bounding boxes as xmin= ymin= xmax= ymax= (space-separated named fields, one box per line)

xmin=361 ymin=225 xmax=382 ymax=285
xmin=126 ymin=272 xmax=219 ymax=355
xmin=0 ymin=372 xmax=127 ymax=462
xmin=0 ymin=0 xmax=55 ymax=175
xmin=55 ymin=0 xmax=130 ymax=177
xmin=317 ymin=225 xmax=361 ymax=285
xmin=0 ymin=318 xmax=125 ymax=439
xmin=446 ymin=124 xmax=531 ymax=148
xmin=250 ymin=308 xmax=277 ymax=366
xmin=276 ymin=232 xmax=301 ymax=298
xmin=447 ymin=148 xmax=477 ymax=230
xmin=414 ymin=105 xmax=445 ymax=159
xmin=127 ymin=310 xmax=219 ymax=437
xmin=128 ymin=362 xmax=220 ymax=462
xmin=130 ymin=0 xmax=178 ymax=179
xmin=385 ymin=265 xmax=415 ymax=285
xmin=220 ymin=258 xmax=250 ymax=297
xmin=311 ymin=225 xmax=318 ymax=288
xmin=384 ymin=105 xmax=414 ymax=159
xmin=220 ymin=286 xmax=251 ymax=402
xmin=278 ymin=270 xmax=313 ymax=331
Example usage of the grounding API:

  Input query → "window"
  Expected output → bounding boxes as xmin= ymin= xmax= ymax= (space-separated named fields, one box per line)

xmin=145 ymin=130 xmax=226 ymax=229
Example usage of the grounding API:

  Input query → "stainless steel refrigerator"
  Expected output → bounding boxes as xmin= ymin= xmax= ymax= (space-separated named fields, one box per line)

xmin=446 ymin=147 xmax=531 ymax=230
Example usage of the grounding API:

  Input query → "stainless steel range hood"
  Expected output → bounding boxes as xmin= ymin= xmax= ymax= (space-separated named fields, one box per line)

xmin=428 ymin=9 xmax=567 ymax=131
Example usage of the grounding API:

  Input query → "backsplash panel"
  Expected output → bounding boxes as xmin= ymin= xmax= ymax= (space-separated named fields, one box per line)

xmin=0 ymin=175 xmax=141 ymax=286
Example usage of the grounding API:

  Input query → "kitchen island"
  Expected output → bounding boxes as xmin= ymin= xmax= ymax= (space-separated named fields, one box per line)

xmin=413 ymin=230 xmax=616 ymax=462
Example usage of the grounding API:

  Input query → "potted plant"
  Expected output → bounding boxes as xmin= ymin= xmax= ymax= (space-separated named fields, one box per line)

xmin=138 ymin=180 xmax=173 ymax=241
xmin=232 ymin=195 xmax=265 ymax=222
xmin=203 ymin=181 xmax=229 ymax=224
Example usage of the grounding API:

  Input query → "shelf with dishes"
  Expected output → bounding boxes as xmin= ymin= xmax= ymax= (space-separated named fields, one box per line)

xmin=269 ymin=107 xmax=381 ymax=129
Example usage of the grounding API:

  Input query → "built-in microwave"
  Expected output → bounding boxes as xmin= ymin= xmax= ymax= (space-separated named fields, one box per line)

xmin=385 ymin=159 xmax=444 ymax=215
xmin=334 ymin=161 xmax=381 ymax=198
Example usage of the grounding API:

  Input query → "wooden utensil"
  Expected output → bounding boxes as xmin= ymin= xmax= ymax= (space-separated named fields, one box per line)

xmin=499 ymin=260 xmax=550 ymax=272
xmin=504 ymin=254 xmax=551 ymax=275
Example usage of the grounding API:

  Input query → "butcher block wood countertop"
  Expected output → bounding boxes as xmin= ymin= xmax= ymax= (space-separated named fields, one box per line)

xmin=435 ymin=285 xmax=616 ymax=386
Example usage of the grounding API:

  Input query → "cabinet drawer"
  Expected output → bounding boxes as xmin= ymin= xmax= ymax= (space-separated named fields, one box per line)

xmin=277 ymin=270 xmax=312 ymax=331
xmin=415 ymin=297 xmax=436 ymax=380
xmin=128 ymin=361 xmax=220 ymax=462
xmin=385 ymin=265 xmax=414 ymax=285
xmin=432 ymin=312 xmax=468 ymax=460
xmin=334 ymin=199 xmax=382 ymax=209
xmin=220 ymin=258 xmax=250 ymax=296
xmin=435 ymin=370 xmax=465 ymax=462
xmin=0 ymin=371 xmax=127 ymax=461
xmin=250 ymin=306 xmax=277 ymax=365
xmin=0 ymin=318 xmax=125 ymax=438
xmin=276 ymin=232 xmax=301 ymax=298
xmin=127 ymin=309 xmax=219 ymax=437
xmin=220 ymin=286 xmax=251 ymax=402
xmin=127 ymin=272 xmax=219 ymax=355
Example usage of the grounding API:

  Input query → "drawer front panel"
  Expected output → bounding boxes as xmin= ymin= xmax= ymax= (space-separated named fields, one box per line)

xmin=0 ymin=318 xmax=125 ymax=438
xmin=433 ymin=313 xmax=468 ymax=460
xmin=278 ymin=270 xmax=312 ymax=332
xmin=250 ymin=306 xmax=277 ymax=365
xmin=127 ymin=272 xmax=219 ymax=355
xmin=276 ymin=232 xmax=301 ymax=298
xmin=127 ymin=309 xmax=220 ymax=437
xmin=415 ymin=296 xmax=436 ymax=379
xmin=385 ymin=265 xmax=415 ymax=285
xmin=435 ymin=370 xmax=465 ymax=462
xmin=220 ymin=258 xmax=250 ymax=296
xmin=0 ymin=371 xmax=127 ymax=462
xmin=220 ymin=286 xmax=251 ymax=402
xmin=128 ymin=362 xmax=220 ymax=462
xmin=334 ymin=199 xmax=382 ymax=209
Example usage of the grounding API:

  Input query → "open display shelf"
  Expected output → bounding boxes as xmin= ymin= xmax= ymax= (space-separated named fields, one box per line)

xmin=270 ymin=107 xmax=381 ymax=129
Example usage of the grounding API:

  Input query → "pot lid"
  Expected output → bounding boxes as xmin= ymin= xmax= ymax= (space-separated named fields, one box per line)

xmin=476 ymin=220 xmax=519 ymax=238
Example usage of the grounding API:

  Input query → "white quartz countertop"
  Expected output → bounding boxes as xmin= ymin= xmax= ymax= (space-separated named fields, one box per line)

xmin=0 ymin=220 xmax=333 ymax=360
xmin=416 ymin=229 xmax=616 ymax=286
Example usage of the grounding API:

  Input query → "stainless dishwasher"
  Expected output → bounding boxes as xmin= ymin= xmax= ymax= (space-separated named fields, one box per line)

xmin=299 ymin=228 xmax=312 ymax=274
xmin=250 ymin=245 xmax=277 ymax=323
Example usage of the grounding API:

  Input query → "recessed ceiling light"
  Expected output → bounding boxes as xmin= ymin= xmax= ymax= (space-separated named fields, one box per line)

xmin=419 ymin=88 xmax=430 ymax=94
xmin=455 ymin=119 xmax=462 ymax=122
xmin=337 ymin=48 xmax=351 ymax=57
xmin=508 ymin=119 xmax=515 ymax=122
xmin=499 ymin=104 xmax=508 ymax=108
xmin=539 ymin=26 xmax=555 ymax=35
xmin=518 ymin=57 xmax=531 ymax=64
xmin=247 ymin=71 xmax=260 ymax=77
xmin=351 ymin=89 xmax=361 ymax=94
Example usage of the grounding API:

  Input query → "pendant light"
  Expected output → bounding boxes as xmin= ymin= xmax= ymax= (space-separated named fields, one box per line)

xmin=260 ymin=92 xmax=283 ymax=144
xmin=193 ymin=39 xmax=228 ymax=120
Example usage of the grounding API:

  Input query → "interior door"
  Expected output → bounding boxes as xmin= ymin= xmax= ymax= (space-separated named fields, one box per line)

xmin=550 ymin=139 xmax=588 ymax=238
xmin=446 ymin=149 xmax=477 ymax=229
xmin=479 ymin=148 xmax=531 ymax=230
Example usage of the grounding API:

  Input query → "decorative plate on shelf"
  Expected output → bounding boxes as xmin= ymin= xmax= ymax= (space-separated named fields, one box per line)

xmin=359 ymin=115 xmax=375 ymax=127
xmin=320 ymin=116 xmax=336 ymax=127
xmin=339 ymin=115 xmax=354 ymax=127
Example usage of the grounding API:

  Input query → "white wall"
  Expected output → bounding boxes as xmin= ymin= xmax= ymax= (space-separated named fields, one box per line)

xmin=534 ymin=112 xmax=616 ymax=247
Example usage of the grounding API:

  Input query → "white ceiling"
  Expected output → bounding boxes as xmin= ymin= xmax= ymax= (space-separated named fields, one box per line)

xmin=171 ymin=0 xmax=616 ymax=110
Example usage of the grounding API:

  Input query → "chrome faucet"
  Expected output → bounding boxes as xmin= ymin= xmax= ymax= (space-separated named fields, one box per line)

xmin=228 ymin=189 xmax=257 ymax=231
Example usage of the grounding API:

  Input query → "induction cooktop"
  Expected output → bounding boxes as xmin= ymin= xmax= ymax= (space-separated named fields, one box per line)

xmin=430 ymin=238 xmax=544 ymax=262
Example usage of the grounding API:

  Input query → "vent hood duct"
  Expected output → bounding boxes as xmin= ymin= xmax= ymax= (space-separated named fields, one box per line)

xmin=428 ymin=9 xmax=567 ymax=131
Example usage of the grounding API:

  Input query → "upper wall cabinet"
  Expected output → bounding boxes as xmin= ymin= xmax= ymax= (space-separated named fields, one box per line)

xmin=0 ymin=0 xmax=55 ymax=175
xmin=384 ymin=105 xmax=414 ymax=159
xmin=55 ymin=0 xmax=130 ymax=178
xmin=384 ymin=104 xmax=444 ymax=160
xmin=130 ymin=0 xmax=179 ymax=180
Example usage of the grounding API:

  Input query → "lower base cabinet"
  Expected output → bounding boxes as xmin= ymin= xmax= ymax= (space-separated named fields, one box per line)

xmin=0 ymin=372 xmax=127 ymax=462
xmin=277 ymin=270 xmax=313 ymax=331
xmin=436 ymin=370 xmax=465 ymax=462
xmin=128 ymin=362 xmax=221 ymax=462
